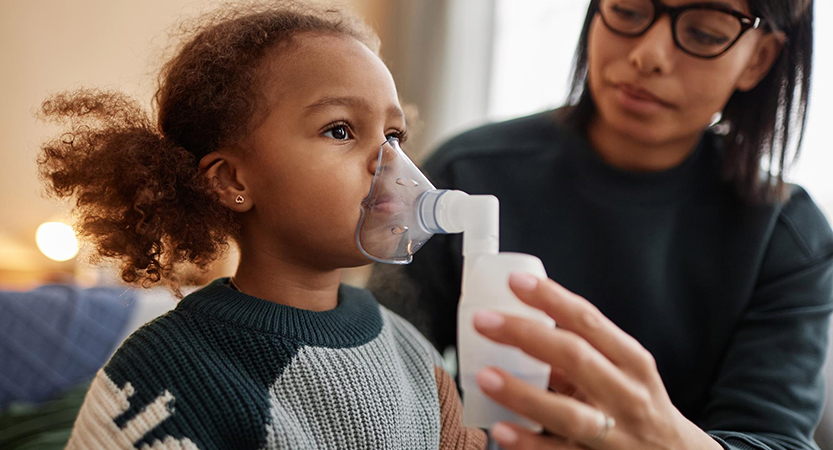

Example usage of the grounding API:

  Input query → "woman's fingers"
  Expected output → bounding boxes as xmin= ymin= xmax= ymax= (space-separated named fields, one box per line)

xmin=489 ymin=422 xmax=580 ymax=450
xmin=477 ymin=367 xmax=623 ymax=447
xmin=473 ymin=311 xmax=636 ymax=408
xmin=507 ymin=273 xmax=659 ymax=380
xmin=549 ymin=367 xmax=575 ymax=396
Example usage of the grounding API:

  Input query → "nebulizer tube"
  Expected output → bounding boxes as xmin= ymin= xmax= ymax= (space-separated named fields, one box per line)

xmin=357 ymin=137 xmax=555 ymax=432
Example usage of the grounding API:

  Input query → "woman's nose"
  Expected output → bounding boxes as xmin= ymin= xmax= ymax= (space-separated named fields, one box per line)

xmin=628 ymin=15 xmax=676 ymax=75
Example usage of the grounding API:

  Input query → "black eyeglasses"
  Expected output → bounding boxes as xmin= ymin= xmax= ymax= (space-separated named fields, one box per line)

xmin=597 ymin=0 xmax=765 ymax=59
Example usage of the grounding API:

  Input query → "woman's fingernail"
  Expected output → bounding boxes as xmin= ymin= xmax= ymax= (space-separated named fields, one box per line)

xmin=491 ymin=422 xmax=518 ymax=445
xmin=477 ymin=368 xmax=504 ymax=392
xmin=474 ymin=310 xmax=505 ymax=330
xmin=509 ymin=272 xmax=538 ymax=292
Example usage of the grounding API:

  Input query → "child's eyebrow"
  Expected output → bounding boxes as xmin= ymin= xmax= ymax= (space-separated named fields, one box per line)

xmin=304 ymin=96 xmax=404 ymax=119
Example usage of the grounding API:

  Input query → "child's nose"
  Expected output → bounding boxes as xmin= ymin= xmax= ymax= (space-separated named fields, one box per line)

xmin=368 ymin=153 xmax=379 ymax=175
xmin=367 ymin=138 xmax=392 ymax=175
xmin=368 ymin=144 xmax=383 ymax=175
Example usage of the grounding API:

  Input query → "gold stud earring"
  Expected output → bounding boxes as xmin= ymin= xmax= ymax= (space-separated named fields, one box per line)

xmin=235 ymin=195 xmax=244 ymax=204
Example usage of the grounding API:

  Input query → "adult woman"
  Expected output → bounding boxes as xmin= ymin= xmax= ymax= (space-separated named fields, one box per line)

xmin=369 ymin=0 xmax=831 ymax=449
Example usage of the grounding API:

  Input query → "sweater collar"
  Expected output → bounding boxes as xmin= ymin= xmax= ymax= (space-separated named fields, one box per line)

xmin=176 ymin=278 xmax=383 ymax=348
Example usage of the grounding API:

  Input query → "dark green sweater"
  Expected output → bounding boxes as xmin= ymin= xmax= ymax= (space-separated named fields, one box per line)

xmin=369 ymin=111 xmax=833 ymax=450
xmin=65 ymin=279 xmax=486 ymax=449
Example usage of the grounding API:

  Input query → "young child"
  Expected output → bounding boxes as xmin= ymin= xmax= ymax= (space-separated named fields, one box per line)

xmin=38 ymin=2 xmax=486 ymax=449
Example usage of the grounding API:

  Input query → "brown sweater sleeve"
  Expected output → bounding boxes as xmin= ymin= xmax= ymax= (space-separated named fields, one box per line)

xmin=435 ymin=365 xmax=488 ymax=450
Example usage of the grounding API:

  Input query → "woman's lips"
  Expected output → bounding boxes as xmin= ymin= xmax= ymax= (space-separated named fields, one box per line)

xmin=614 ymin=83 xmax=673 ymax=114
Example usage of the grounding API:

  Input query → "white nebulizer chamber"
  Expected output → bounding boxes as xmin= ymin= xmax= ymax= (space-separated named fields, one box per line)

xmin=356 ymin=138 xmax=555 ymax=431
xmin=417 ymin=190 xmax=555 ymax=431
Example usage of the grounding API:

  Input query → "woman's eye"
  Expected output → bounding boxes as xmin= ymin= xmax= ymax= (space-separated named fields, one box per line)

xmin=324 ymin=125 xmax=350 ymax=141
xmin=612 ymin=5 xmax=648 ymax=21
xmin=686 ymin=27 xmax=730 ymax=46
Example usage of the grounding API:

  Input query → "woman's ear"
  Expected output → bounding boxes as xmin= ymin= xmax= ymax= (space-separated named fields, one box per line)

xmin=736 ymin=31 xmax=786 ymax=92
xmin=198 ymin=152 xmax=253 ymax=212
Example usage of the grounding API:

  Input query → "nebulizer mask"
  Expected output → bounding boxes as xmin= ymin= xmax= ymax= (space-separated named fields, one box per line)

xmin=356 ymin=137 xmax=435 ymax=264
xmin=356 ymin=137 xmax=555 ymax=433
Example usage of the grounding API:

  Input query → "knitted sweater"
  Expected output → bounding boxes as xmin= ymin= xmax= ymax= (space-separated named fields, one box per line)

xmin=65 ymin=278 xmax=486 ymax=450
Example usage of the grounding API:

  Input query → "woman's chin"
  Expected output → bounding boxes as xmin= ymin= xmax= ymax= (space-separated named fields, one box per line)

xmin=604 ymin=107 xmax=680 ymax=146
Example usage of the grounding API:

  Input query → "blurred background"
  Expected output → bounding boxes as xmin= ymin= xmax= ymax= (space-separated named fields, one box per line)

xmin=2 ymin=0 xmax=833 ymax=447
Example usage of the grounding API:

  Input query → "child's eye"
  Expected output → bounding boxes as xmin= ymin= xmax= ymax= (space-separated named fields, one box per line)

xmin=386 ymin=129 xmax=409 ymax=143
xmin=323 ymin=125 xmax=351 ymax=141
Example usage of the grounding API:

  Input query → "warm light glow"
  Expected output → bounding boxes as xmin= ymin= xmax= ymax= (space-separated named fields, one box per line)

xmin=36 ymin=222 xmax=79 ymax=262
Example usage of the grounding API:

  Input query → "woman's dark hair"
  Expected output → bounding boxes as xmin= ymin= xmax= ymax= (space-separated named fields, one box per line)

xmin=37 ymin=2 xmax=380 ymax=292
xmin=565 ymin=0 xmax=814 ymax=203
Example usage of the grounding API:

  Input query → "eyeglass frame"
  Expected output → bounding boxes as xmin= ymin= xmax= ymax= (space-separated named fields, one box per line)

xmin=596 ymin=0 xmax=766 ymax=59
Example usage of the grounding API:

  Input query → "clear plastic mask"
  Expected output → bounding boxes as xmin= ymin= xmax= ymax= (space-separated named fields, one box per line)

xmin=356 ymin=137 xmax=435 ymax=264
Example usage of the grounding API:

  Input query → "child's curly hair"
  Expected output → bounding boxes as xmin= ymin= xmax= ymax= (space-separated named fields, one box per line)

xmin=37 ymin=1 xmax=380 ymax=293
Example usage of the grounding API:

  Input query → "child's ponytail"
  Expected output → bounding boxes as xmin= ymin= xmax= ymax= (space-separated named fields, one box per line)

xmin=38 ymin=89 xmax=237 ymax=291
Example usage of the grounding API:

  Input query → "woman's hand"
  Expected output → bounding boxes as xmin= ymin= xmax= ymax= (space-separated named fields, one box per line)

xmin=472 ymin=273 xmax=723 ymax=450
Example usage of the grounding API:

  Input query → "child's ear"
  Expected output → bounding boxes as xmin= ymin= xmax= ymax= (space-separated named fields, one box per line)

xmin=198 ymin=152 xmax=253 ymax=212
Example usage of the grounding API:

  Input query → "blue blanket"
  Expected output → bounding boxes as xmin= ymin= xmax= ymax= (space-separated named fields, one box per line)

xmin=0 ymin=284 xmax=136 ymax=409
